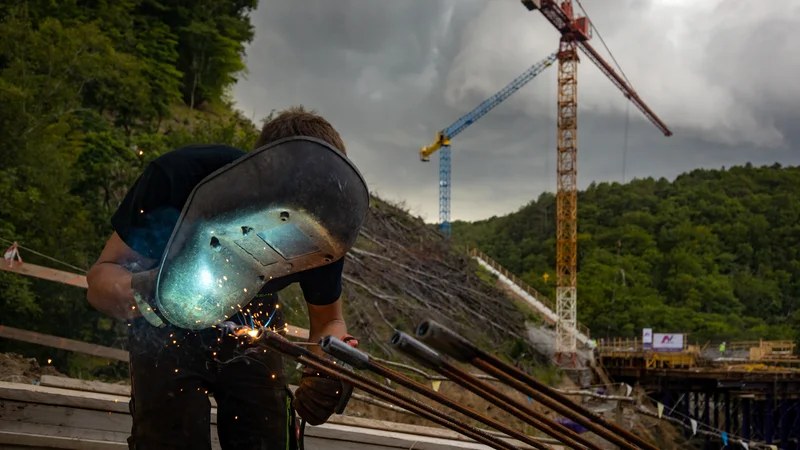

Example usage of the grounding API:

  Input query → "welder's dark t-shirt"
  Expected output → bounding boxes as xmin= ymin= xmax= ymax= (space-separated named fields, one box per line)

xmin=111 ymin=144 xmax=344 ymax=326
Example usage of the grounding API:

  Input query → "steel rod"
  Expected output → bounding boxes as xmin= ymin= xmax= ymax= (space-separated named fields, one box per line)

xmin=416 ymin=319 xmax=658 ymax=450
xmin=298 ymin=356 xmax=517 ymax=450
xmin=321 ymin=335 xmax=556 ymax=450
xmin=390 ymin=331 xmax=599 ymax=450
xmin=247 ymin=327 xmax=519 ymax=450
xmin=441 ymin=364 xmax=597 ymax=450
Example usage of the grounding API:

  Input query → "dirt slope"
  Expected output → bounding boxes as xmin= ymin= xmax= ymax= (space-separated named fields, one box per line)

xmin=280 ymin=198 xmax=547 ymax=369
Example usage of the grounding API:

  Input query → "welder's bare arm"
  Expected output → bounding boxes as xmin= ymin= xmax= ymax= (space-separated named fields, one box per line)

xmin=307 ymin=299 xmax=347 ymax=357
xmin=86 ymin=233 xmax=158 ymax=320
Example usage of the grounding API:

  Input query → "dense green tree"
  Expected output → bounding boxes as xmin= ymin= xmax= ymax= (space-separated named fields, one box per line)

xmin=136 ymin=0 xmax=258 ymax=108
xmin=453 ymin=166 xmax=800 ymax=344
xmin=0 ymin=1 xmax=262 ymax=376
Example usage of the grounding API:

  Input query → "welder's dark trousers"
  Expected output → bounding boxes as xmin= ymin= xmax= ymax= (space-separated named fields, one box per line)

xmin=125 ymin=318 xmax=298 ymax=450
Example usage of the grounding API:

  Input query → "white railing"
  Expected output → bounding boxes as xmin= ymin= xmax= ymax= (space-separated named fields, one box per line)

xmin=469 ymin=247 xmax=591 ymax=341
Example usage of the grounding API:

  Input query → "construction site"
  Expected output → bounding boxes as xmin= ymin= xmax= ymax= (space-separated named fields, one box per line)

xmin=1 ymin=0 xmax=798 ymax=449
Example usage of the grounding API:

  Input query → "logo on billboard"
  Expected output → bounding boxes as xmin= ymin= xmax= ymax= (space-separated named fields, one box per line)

xmin=653 ymin=333 xmax=684 ymax=352
xmin=643 ymin=328 xmax=653 ymax=349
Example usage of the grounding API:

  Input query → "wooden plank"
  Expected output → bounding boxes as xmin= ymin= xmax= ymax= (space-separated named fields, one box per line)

xmin=0 ymin=397 xmax=501 ymax=450
xmin=0 ymin=381 xmax=544 ymax=449
xmin=0 ymin=324 xmax=311 ymax=362
xmin=32 ymin=378 xmax=545 ymax=447
xmin=303 ymin=423 xmax=494 ymax=450
xmin=0 ymin=326 xmax=129 ymax=362
xmin=0 ymin=421 xmax=128 ymax=450
xmin=0 ymin=402 xmax=224 ymax=449
xmin=36 ymin=375 xmax=297 ymax=408
xmin=1 ymin=260 xmax=310 ymax=344
xmin=0 ymin=262 xmax=88 ymax=289
xmin=0 ymin=416 xmax=496 ymax=450
xmin=39 ymin=376 xmax=131 ymax=397
xmin=0 ymin=382 xmax=130 ymax=414
xmin=1 ymin=381 xmax=221 ymax=424
xmin=33 ymin=377 xmax=464 ymax=442
xmin=0 ymin=400 xmax=131 ymax=433
xmin=0 ymin=431 xmax=126 ymax=450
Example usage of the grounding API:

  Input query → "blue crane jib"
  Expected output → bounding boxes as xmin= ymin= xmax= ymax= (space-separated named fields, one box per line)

xmin=419 ymin=52 xmax=557 ymax=162
xmin=419 ymin=51 xmax=557 ymax=236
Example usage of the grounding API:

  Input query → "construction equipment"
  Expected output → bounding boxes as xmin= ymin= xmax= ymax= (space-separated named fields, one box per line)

xmin=419 ymin=52 xmax=558 ymax=237
xmin=520 ymin=0 xmax=672 ymax=366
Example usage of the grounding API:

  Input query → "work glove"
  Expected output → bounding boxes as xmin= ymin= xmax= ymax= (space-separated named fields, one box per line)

xmin=130 ymin=269 xmax=166 ymax=327
xmin=293 ymin=335 xmax=358 ymax=425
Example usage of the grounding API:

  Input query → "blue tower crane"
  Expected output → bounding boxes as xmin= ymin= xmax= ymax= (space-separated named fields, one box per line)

xmin=419 ymin=51 xmax=557 ymax=236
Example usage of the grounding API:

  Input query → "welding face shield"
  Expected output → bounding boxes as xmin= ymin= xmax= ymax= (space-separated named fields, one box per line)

xmin=146 ymin=136 xmax=369 ymax=331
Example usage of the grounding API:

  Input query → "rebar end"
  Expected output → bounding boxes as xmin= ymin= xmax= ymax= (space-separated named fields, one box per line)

xmin=390 ymin=331 xmax=444 ymax=369
xmin=320 ymin=335 xmax=371 ymax=369
xmin=416 ymin=320 xmax=478 ymax=362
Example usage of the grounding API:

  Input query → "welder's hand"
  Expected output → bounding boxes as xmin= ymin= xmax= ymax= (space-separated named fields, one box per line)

xmin=294 ymin=336 xmax=358 ymax=425
xmin=293 ymin=360 xmax=344 ymax=426
xmin=130 ymin=269 xmax=165 ymax=327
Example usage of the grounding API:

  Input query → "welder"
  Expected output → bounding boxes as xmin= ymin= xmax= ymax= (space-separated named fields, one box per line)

xmin=85 ymin=106 xmax=369 ymax=450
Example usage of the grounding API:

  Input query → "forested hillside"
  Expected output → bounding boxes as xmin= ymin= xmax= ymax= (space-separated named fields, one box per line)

xmin=453 ymin=164 xmax=800 ymax=344
xmin=0 ymin=1 xmax=262 ymax=369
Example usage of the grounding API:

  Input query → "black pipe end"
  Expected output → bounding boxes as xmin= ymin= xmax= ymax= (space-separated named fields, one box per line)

xmin=320 ymin=335 xmax=371 ymax=370
xmin=416 ymin=319 xmax=478 ymax=362
xmin=389 ymin=331 xmax=444 ymax=369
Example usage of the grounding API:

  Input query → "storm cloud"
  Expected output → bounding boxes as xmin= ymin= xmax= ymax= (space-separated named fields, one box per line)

xmin=234 ymin=0 xmax=800 ymax=222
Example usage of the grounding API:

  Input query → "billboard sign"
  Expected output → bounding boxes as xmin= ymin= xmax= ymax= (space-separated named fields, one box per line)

xmin=642 ymin=328 xmax=653 ymax=349
xmin=653 ymin=333 xmax=684 ymax=352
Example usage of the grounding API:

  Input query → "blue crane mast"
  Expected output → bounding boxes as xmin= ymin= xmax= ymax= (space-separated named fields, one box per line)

xmin=419 ymin=51 xmax=557 ymax=236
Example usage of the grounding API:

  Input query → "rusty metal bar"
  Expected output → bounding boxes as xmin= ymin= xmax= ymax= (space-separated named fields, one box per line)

xmin=390 ymin=331 xmax=598 ymax=450
xmin=298 ymin=357 xmax=517 ymax=450
xmin=321 ymin=335 xmax=558 ymax=450
xmin=240 ymin=326 xmax=519 ymax=450
xmin=415 ymin=319 xmax=658 ymax=450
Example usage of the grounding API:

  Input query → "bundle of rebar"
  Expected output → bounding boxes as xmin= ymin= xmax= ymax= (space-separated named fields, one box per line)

xmin=231 ymin=319 xmax=658 ymax=450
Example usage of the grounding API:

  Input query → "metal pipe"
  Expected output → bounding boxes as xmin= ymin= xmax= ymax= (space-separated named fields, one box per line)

xmin=416 ymin=319 xmax=658 ymax=450
xmin=321 ymin=335 xmax=556 ymax=450
xmin=390 ymin=331 xmax=601 ymax=450
xmin=247 ymin=327 xmax=519 ymax=450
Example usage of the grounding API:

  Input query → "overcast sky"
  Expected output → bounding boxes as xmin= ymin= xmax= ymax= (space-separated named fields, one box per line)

xmin=233 ymin=0 xmax=800 ymax=223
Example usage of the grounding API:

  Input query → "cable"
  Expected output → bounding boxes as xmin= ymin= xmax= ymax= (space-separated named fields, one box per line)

xmin=637 ymin=398 xmax=773 ymax=449
xmin=0 ymin=236 xmax=87 ymax=273
xmin=622 ymin=101 xmax=630 ymax=184
xmin=574 ymin=0 xmax=633 ymax=88
xmin=299 ymin=418 xmax=306 ymax=450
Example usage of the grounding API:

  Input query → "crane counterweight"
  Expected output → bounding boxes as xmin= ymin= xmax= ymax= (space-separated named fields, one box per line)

xmin=520 ymin=0 xmax=542 ymax=11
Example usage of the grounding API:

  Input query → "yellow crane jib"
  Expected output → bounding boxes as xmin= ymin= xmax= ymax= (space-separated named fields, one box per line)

xmin=419 ymin=131 xmax=450 ymax=162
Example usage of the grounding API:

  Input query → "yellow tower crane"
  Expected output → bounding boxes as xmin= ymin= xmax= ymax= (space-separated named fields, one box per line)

xmin=521 ymin=0 xmax=672 ymax=366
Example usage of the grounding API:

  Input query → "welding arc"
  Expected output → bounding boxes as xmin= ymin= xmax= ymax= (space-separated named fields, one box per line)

xmin=320 ymin=336 xmax=557 ymax=450
xmin=253 ymin=330 xmax=519 ymax=450
xmin=416 ymin=320 xmax=659 ymax=450
xmin=390 ymin=332 xmax=600 ymax=450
